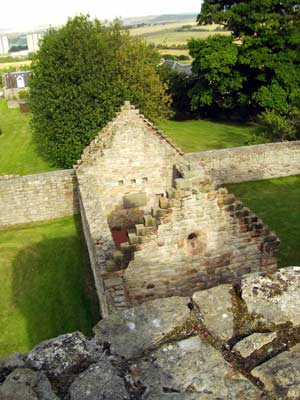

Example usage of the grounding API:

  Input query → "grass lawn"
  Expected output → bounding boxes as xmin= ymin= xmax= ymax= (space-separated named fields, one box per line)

xmin=0 ymin=96 xmax=263 ymax=175
xmin=0 ymin=99 xmax=55 ymax=175
xmin=0 ymin=60 xmax=31 ymax=73
xmin=0 ymin=216 xmax=99 ymax=358
xmin=227 ymin=176 xmax=300 ymax=268
xmin=160 ymin=119 xmax=264 ymax=152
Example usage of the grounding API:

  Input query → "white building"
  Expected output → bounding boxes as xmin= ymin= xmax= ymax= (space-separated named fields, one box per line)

xmin=0 ymin=36 xmax=9 ymax=54
xmin=26 ymin=33 xmax=44 ymax=52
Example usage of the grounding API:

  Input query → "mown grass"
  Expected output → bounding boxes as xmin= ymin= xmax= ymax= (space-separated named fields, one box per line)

xmin=0 ymin=216 xmax=99 ymax=358
xmin=0 ymin=99 xmax=55 ymax=175
xmin=159 ymin=119 xmax=264 ymax=152
xmin=227 ymin=176 xmax=300 ymax=268
xmin=0 ymin=60 xmax=31 ymax=73
xmin=0 ymin=97 xmax=262 ymax=175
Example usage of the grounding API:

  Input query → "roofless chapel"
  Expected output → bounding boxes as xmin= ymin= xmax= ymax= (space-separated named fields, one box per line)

xmin=75 ymin=101 xmax=279 ymax=317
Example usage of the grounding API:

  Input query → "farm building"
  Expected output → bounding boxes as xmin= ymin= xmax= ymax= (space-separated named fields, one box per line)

xmin=164 ymin=60 xmax=192 ymax=76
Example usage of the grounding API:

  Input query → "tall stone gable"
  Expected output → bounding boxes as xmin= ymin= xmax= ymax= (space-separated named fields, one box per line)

xmin=75 ymin=102 xmax=279 ymax=317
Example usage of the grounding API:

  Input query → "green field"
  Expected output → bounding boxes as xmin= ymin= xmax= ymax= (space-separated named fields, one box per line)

xmin=0 ymin=99 xmax=54 ymax=175
xmin=159 ymin=119 xmax=263 ymax=152
xmin=227 ymin=176 xmax=300 ymax=268
xmin=129 ymin=21 xmax=229 ymax=46
xmin=141 ymin=29 xmax=229 ymax=46
xmin=0 ymin=216 xmax=99 ymax=358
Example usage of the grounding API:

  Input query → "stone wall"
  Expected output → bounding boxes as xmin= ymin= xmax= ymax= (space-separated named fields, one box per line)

xmin=110 ymin=171 xmax=279 ymax=307
xmin=77 ymin=175 xmax=116 ymax=318
xmin=185 ymin=141 xmax=300 ymax=184
xmin=0 ymin=170 xmax=79 ymax=227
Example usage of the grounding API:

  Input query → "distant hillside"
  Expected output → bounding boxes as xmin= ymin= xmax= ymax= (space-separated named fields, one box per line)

xmin=123 ymin=13 xmax=197 ymax=27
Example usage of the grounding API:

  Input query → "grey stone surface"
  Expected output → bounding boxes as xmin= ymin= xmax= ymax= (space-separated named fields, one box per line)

xmin=94 ymin=296 xmax=191 ymax=358
xmin=26 ymin=332 xmax=103 ymax=378
xmin=136 ymin=336 xmax=263 ymax=399
xmin=241 ymin=267 xmax=300 ymax=328
xmin=0 ymin=368 xmax=58 ymax=400
xmin=69 ymin=361 xmax=129 ymax=400
xmin=233 ymin=332 xmax=277 ymax=359
xmin=0 ymin=352 xmax=26 ymax=373
xmin=192 ymin=284 xmax=234 ymax=342
xmin=252 ymin=343 xmax=300 ymax=399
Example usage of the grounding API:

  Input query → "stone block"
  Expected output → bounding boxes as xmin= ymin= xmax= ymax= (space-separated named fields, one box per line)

xmin=159 ymin=196 xmax=171 ymax=209
xmin=93 ymin=296 xmax=191 ymax=358
xmin=69 ymin=361 xmax=129 ymax=400
xmin=192 ymin=284 xmax=235 ymax=343
xmin=143 ymin=215 xmax=157 ymax=227
xmin=137 ymin=336 xmax=263 ymax=399
xmin=252 ymin=344 xmax=300 ymax=399
xmin=233 ymin=332 xmax=277 ymax=359
xmin=123 ymin=192 xmax=147 ymax=209
xmin=241 ymin=267 xmax=300 ymax=328
xmin=0 ymin=368 xmax=58 ymax=400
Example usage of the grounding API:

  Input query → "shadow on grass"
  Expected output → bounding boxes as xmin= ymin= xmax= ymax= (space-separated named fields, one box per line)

xmin=11 ymin=217 xmax=99 ymax=349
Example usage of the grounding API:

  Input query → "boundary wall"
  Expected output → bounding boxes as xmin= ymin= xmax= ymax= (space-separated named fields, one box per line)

xmin=185 ymin=141 xmax=300 ymax=184
xmin=0 ymin=170 xmax=79 ymax=227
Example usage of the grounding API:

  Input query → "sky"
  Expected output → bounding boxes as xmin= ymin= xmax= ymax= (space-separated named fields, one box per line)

xmin=1 ymin=0 xmax=201 ymax=31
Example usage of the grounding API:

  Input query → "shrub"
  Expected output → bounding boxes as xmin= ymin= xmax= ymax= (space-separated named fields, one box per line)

xmin=260 ymin=110 xmax=300 ymax=141
xmin=30 ymin=16 xmax=171 ymax=168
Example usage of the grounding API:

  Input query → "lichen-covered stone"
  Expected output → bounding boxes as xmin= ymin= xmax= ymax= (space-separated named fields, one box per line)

xmin=69 ymin=361 xmax=129 ymax=400
xmin=192 ymin=284 xmax=234 ymax=343
xmin=26 ymin=332 xmax=103 ymax=378
xmin=233 ymin=332 xmax=277 ymax=359
xmin=0 ymin=352 xmax=26 ymax=381
xmin=136 ymin=336 xmax=263 ymax=399
xmin=0 ymin=368 xmax=58 ymax=400
xmin=93 ymin=296 xmax=192 ymax=359
xmin=252 ymin=343 xmax=300 ymax=399
xmin=241 ymin=267 xmax=300 ymax=328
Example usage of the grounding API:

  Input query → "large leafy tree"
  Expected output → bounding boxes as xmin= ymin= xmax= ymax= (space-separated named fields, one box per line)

xmin=190 ymin=1 xmax=300 ymax=138
xmin=30 ymin=16 xmax=171 ymax=167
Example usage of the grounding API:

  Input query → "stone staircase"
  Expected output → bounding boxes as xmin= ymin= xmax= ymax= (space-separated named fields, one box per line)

xmin=103 ymin=166 xmax=280 ymax=311
xmin=105 ymin=167 xmax=217 ymax=274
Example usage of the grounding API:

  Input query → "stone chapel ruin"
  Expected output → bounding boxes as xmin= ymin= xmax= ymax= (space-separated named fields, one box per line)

xmin=2 ymin=102 xmax=300 ymax=399
xmin=75 ymin=101 xmax=280 ymax=317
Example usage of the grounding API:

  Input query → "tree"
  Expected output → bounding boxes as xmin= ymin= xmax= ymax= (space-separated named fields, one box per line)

xmin=159 ymin=64 xmax=196 ymax=118
xmin=189 ymin=1 xmax=300 ymax=137
xmin=30 ymin=16 xmax=171 ymax=168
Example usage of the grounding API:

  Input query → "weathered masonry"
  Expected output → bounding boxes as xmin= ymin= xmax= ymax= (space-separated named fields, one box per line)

xmin=75 ymin=102 xmax=280 ymax=317
xmin=185 ymin=141 xmax=300 ymax=184
xmin=0 ymin=170 xmax=78 ymax=227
